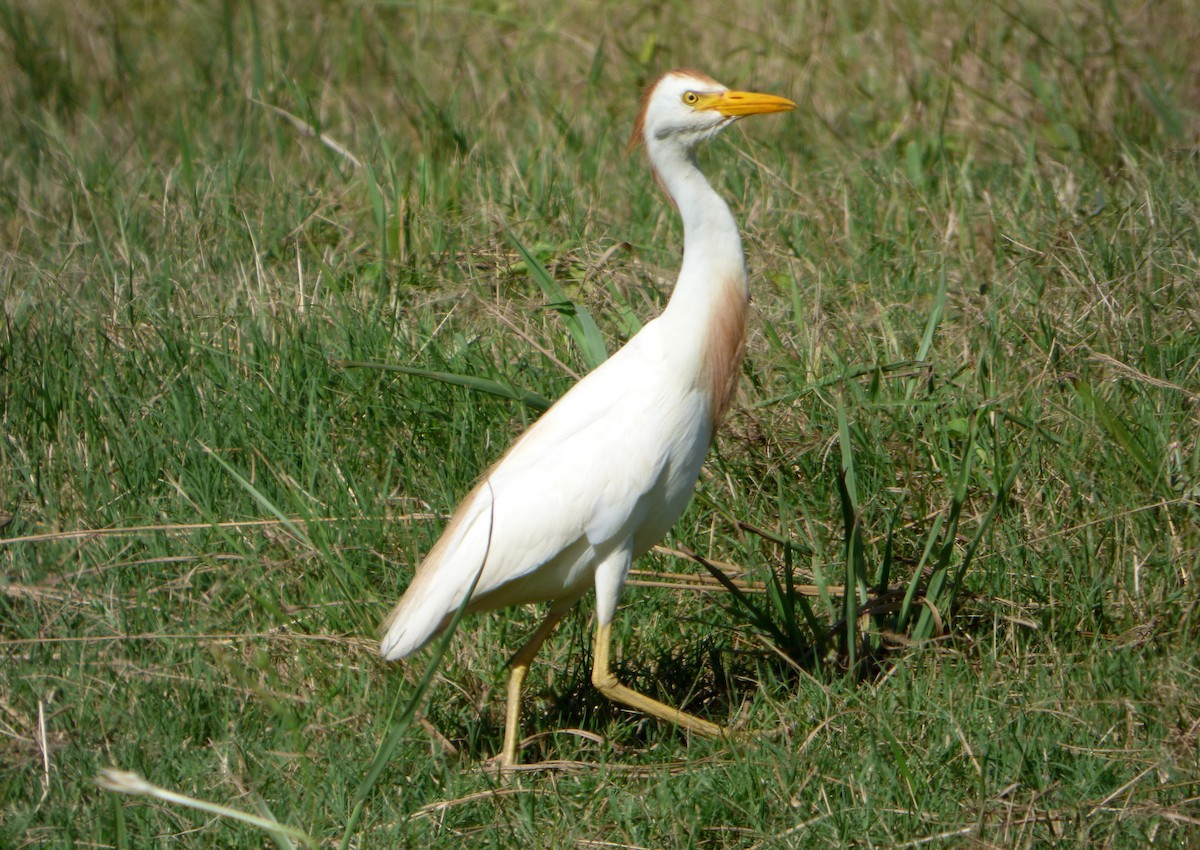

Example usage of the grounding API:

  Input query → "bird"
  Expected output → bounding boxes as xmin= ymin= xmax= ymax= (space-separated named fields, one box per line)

xmin=380 ymin=69 xmax=795 ymax=767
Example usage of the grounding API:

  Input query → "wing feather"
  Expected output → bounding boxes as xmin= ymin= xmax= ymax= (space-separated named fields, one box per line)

xmin=380 ymin=323 xmax=710 ymax=659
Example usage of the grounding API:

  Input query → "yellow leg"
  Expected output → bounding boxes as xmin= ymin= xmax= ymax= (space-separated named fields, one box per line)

xmin=499 ymin=609 xmax=568 ymax=768
xmin=590 ymin=620 xmax=724 ymax=739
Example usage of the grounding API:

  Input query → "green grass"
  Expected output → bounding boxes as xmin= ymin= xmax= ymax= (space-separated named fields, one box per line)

xmin=3 ymin=0 xmax=1199 ymax=846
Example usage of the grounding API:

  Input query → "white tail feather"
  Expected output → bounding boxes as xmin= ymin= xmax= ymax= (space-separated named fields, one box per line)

xmin=379 ymin=481 xmax=496 ymax=660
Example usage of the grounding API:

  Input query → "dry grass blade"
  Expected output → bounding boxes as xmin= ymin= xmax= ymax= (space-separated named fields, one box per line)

xmin=254 ymin=100 xmax=363 ymax=168
xmin=96 ymin=769 xmax=316 ymax=847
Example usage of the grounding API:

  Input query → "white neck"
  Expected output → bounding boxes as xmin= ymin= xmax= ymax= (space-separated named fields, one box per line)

xmin=645 ymin=137 xmax=750 ymax=423
xmin=648 ymin=139 xmax=749 ymax=327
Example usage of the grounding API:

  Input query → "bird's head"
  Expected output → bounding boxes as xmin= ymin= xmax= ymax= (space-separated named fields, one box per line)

xmin=631 ymin=69 xmax=796 ymax=153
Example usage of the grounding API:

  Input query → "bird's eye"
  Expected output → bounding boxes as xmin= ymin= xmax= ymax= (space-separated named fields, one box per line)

xmin=682 ymin=91 xmax=700 ymax=106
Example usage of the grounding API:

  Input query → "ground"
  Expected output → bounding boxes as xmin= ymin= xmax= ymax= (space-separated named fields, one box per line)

xmin=2 ymin=1 xmax=1199 ymax=847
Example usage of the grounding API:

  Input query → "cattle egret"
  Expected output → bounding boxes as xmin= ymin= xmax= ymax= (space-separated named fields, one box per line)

xmin=381 ymin=70 xmax=795 ymax=766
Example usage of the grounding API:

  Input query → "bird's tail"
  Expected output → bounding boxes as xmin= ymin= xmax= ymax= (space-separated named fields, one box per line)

xmin=379 ymin=591 xmax=454 ymax=660
xmin=378 ymin=480 xmax=497 ymax=660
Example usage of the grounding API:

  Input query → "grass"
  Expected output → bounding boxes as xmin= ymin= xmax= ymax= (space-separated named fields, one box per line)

xmin=2 ymin=0 xmax=1199 ymax=846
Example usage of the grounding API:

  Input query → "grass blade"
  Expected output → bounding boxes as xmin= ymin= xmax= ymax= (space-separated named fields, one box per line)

xmin=341 ymin=360 xmax=552 ymax=411
xmin=1072 ymin=378 xmax=1156 ymax=482
xmin=507 ymin=229 xmax=608 ymax=371
xmin=915 ymin=271 xmax=947 ymax=363
xmin=912 ymin=411 xmax=976 ymax=640
xmin=200 ymin=443 xmax=312 ymax=547
xmin=836 ymin=402 xmax=869 ymax=671
xmin=339 ymin=484 xmax=497 ymax=849
xmin=97 ymin=769 xmax=315 ymax=848
xmin=683 ymin=545 xmax=795 ymax=652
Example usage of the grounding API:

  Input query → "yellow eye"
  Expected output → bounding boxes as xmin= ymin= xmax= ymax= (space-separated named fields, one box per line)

xmin=682 ymin=91 xmax=699 ymax=105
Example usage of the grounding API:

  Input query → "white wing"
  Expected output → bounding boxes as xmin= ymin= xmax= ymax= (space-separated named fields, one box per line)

xmin=380 ymin=320 xmax=712 ymax=659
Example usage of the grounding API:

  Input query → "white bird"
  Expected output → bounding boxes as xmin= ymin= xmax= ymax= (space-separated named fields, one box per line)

xmin=381 ymin=69 xmax=795 ymax=766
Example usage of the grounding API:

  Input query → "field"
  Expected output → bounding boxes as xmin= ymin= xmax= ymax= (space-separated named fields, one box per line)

xmin=3 ymin=0 xmax=1199 ymax=846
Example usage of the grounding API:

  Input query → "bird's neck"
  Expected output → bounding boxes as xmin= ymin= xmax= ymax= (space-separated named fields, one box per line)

xmin=654 ymin=146 xmax=748 ymax=296
xmin=650 ymin=142 xmax=749 ymax=427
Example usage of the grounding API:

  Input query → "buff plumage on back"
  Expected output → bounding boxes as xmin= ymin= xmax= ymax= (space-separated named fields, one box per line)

xmin=701 ymin=271 xmax=748 ymax=429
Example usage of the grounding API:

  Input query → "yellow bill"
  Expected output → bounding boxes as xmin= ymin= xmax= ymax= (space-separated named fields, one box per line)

xmin=698 ymin=89 xmax=797 ymax=117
